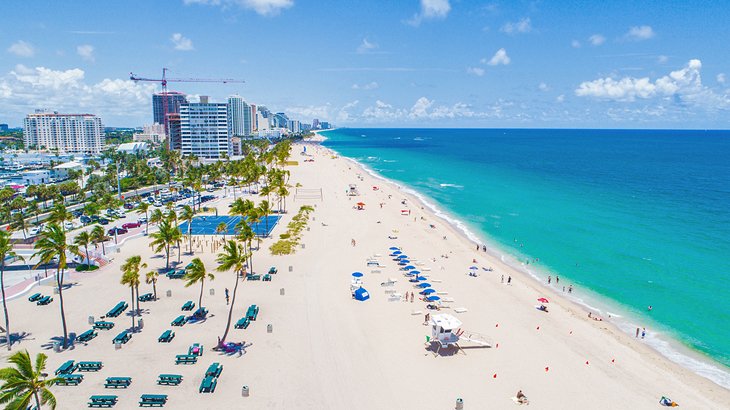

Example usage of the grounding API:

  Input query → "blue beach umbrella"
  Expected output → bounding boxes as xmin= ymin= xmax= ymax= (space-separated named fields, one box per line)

xmin=391 ymin=250 xmax=402 ymax=255
xmin=409 ymin=270 xmax=421 ymax=276
xmin=417 ymin=282 xmax=431 ymax=288
xmin=403 ymin=265 xmax=416 ymax=270
xmin=416 ymin=276 xmax=427 ymax=281
xmin=422 ymin=288 xmax=436 ymax=295
xmin=352 ymin=272 xmax=363 ymax=278
xmin=426 ymin=295 xmax=441 ymax=302
xmin=397 ymin=255 xmax=408 ymax=259
xmin=389 ymin=247 xmax=400 ymax=251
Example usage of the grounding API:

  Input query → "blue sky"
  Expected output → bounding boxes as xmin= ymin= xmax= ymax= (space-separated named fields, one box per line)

xmin=1 ymin=0 xmax=729 ymax=128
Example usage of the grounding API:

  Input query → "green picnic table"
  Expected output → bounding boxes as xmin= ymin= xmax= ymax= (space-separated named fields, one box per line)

xmin=57 ymin=373 xmax=83 ymax=386
xmin=171 ymin=315 xmax=187 ymax=326
xmin=94 ymin=321 xmax=115 ymax=330
xmin=157 ymin=374 xmax=183 ymax=386
xmin=28 ymin=293 xmax=42 ymax=302
xmin=234 ymin=317 xmax=250 ymax=329
xmin=104 ymin=376 xmax=132 ymax=389
xmin=77 ymin=361 xmax=103 ymax=372
xmin=246 ymin=304 xmax=259 ymax=320
xmin=106 ymin=301 xmax=128 ymax=318
xmin=138 ymin=293 xmax=154 ymax=302
xmin=174 ymin=354 xmax=197 ymax=365
xmin=158 ymin=330 xmax=175 ymax=343
xmin=139 ymin=394 xmax=168 ymax=407
xmin=112 ymin=330 xmax=131 ymax=344
xmin=77 ymin=329 xmax=97 ymax=342
xmin=88 ymin=395 xmax=118 ymax=408
xmin=199 ymin=376 xmax=217 ymax=393
xmin=205 ymin=362 xmax=223 ymax=378
xmin=37 ymin=296 xmax=53 ymax=305
xmin=55 ymin=360 xmax=76 ymax=375
xmin=181 ymin=301 xmax=195 ymax=311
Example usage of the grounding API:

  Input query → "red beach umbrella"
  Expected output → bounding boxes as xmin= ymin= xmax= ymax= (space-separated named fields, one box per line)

xmin=537 ymin=297 xmax=549 ymax=304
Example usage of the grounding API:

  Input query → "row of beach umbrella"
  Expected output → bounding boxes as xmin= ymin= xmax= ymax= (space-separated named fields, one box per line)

xmin=389 ymin=246 xmax=440 ymax=302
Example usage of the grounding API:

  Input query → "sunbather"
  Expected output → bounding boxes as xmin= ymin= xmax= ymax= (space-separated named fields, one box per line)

xmin=516 ymin=390 xmax=529 ymax=404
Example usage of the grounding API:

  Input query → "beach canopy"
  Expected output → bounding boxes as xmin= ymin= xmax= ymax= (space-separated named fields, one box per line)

xmin=389 ymin=247 xmax=400 ymax=251
xmin=409 ymin=270 xmax=420 ymax=276
xmin=404 ymin=265 xmax=416 ymax=270
xmin=422 ymin=288 xmax=436 ymax=295
xmin=537 ymin=297 xmax=549 ymax=303
xmin=426 ymin=295 xmax=441 ymax=302
xmin=397 ymin=255 xmax=408 ymax=259
xmin=353 ymin=287 xmax=370 ymax=301
xmin=352 ymin=272 xmax=364 ymax=278
xmin=417 ymin=282 xmax=432 ymax=288
xmin=398 ymin=259 xmax=410 ymax=264
xmin=416 ymin=276 xmax=427 ymax=281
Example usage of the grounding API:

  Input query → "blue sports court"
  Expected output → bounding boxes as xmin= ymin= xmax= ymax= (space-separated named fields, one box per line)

xmin=178 ymin=215 xmax=281 ymax=237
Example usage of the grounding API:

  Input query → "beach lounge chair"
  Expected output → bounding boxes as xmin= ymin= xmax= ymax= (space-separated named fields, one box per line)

xmin=56 ymin=373 xmax=83 ymax=386
xmin=171 ymin=315 xmax=187 ymax=327
xmin=262 ymin=273 xmax=272 ymax=281
xmin=174 ymin=354 xmax=197 ymax=365
xmin=104 ymin=377 xmax=132 ymax=389
xmin=188 ymin=343 xmax=204 ymax=356
xmin=88 ymin=395 xmax=118 ymax=408
xmin=246 ymin=305 xmax=259 ymax=321
xmin=205 ymin=362 xmax=223 ymax=378
xmin=112 ymin=330 xmax=131 ymax=344
xmin=94 ymin=321 xmax=115 ymax=330
xmin=77 ymin=361 xmax=103 ymax=372
xmin=268 ymin=267 xmax=277 ymax=274
xmin=158 ymin=330 xmax=175 ymax=343
xmin=199 ymin=376 xmax=217 ymax=393
xmin=192 ymin=307 xmax=208 ymax=319
xmin=28 ymin=293 xmax=42 ymax=302
xmin=77 ymin=329 xmax=97 ymax=342
xmin=55 ymin=360 xmax=76 ymax=375
xmin=181 ymin=301 xmax=195 ymax=311
xmin=234 ymin=317 xmax=250 ymax=329
xmin=105 ymin=301 xmax=128 ymax=318
xmin=139 ymin=394 xmax=168 ymax=407
xmin=138 ymin=293 xmax=154 ymax=302
xmin=157 ymin=374 xmax=183 ymax=386
xmin=37 ymin=296 xmax=53 ymax=305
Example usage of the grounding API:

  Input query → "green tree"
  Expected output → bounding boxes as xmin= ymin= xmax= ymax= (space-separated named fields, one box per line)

xmin=0 ymin=350 xmax=60 ymax=409
xmin=120 ymin=256 xmax=146 ymax=326
xmin=215 ymin=240 xmax=248 ymax=343
xmin=32 ymin=224 xmax=79 ymax=349
xmin=257 ymin=200 xmax=272 ymax=237
xmin=137 ymin=202 xmax=150 ymax=234
xmin=145 ymin=270 xmax=159 ymax=300
xmin=149 ymin=208 xmax=164 ymax=225
xmin=47 ymin=204 xmax=72 ymax=232
xmin=73 ymin=231 xmax=92 ymax=268
xmin=90 ymin=225 xmax=107 ymax=256
xmin=184 ymin=258 xmax=214 ymax=309
xmin=215 ymin=222 xmax=228 ymax=240
xmin=0 ymin=230 xmax=24 ymax=351
xmin=148 ymin=219 xmax=179 ymax=270
xmin=9 ymin=213 xmax=28 ymax=240
xmin=179 ymin=205 xmax=195 ymax=253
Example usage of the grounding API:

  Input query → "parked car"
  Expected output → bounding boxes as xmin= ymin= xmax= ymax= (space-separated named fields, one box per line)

xmin=71 ymin=210 xmax=83 ymax=218
xmin=30 ymin=225 xmax=43 ymax=236
xmin=122 ymin=222 xmax=141 ymax=229
xmin=99 ymin=218 xmax=110 ymax=225
xmin=153 ymin=201 xmax=162 ymax=207
xmin=123 ymin=203 xmax=134 ymax=210
xmin=138 ymin=216 xmax=148 ymax=224
xmin=108 ymin=227 xmax=128 ymax=235
xmin=64 ymin=221 xmax=74 ymax=230
xmin=80 ymin=215 xmax=91 ymax=224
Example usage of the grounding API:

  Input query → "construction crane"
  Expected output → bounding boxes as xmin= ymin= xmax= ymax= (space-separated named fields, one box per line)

xmin=130 ymin=68 xmax=244 ymax=150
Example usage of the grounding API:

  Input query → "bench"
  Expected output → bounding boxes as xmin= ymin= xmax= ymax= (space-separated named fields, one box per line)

xmin=94 ymin=321 xmax=115 ymax=330
xmin=77 ymin=329 xmax=97 ymax=342
xmin=56 ymin=373 xmax=83 ymax=386
xmin=205 ymin=362 xmax=223 ymax=378
xmin=246 ymin=305 xmax=259 ymax=321
xmin=199 ymin=376 xmax=217 ymax=393
xmin=158 ymin=330 xmax=175 ymax=343
xmin=181 ymin=301 xmax=195 ymax=311
xmin=104 ymin=376 xmax=132 ymax=389
xmin=77 ymin=361 xmax=103 ymax=372
xmin=28 ymin=293 xmax=42 ymax=302
xmin=138 ymin=293 xmax=154 ymax=302
xmin=37 ymin=296 xmax=53 ymax=305
xmin=157 ymin=374 xmax=182 ymax=386
xmin=139 ymin=394 xmax=167 ymax=407
xmin=171 ymin=315 xmax=187 ymax=327
xmin=262 ymin=274 xmax=272 ymax=281
xmin=188 ymin=343 xmax=203 ymax=356
xmin=234 ymin=317 xmax=250 ymax=329
xmin=106 ymin=301 xmax=128 ymax=318
xmin=55 ymin=360 xmax=76 ymax=375
xmin=174 ymin=354 xmax=197 ymax=365
xmin=112 ymin=331 xmax=131 ymax=344
xmin=88 ymin=395 xmax=118 ymax=408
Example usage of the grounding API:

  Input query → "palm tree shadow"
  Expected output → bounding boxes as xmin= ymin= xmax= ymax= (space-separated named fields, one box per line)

xmin=187 ymin=313 xmax=213 ymax=324
xmin=41 ymin=333 xmax=78 ymax=351
xmin=0 ymin=331 xmax=34 ymax=347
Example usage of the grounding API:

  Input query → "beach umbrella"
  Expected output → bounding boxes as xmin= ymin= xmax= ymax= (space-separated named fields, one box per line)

xmin=397 ymin=255 xmax=408 ymax=259
xmin=416 ymin=276 xmax=427 ymax=281
xmin=469 ymin=266 xmax=479 ymax=270
xmin=398 ymin=259 xmax=410 ymax=264
xmin=403 ymin=265 xmax=416 ymax=270
xmin=426 ymin=295 xmax=441 ymax=302
xmin=417 ymin=282 xmax=431 ymax=288
xmin=357 ymin=202 xmax=365 ymax=206
xmin=352 ymin=272 xmax=364 ymax=278
xmin=389 ymin=247 xmax=400 ymax=251
xmin=422 ymin=288 xmax=436 ymax=295
xmin=409 ymin=270 xmax=421 ymax=276
xmin=537 ymin=297 xmax=549 ymax=304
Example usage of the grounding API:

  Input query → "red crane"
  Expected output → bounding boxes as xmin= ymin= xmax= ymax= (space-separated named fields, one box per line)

xmin=130 ymin=68 xmax=244 ymax=150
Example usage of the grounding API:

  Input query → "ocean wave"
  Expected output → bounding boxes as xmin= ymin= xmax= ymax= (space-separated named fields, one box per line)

xmin=439 ymin=183 xmax=464 ymax=189
xmin=382 ymin=160 xmax=397 ymax=163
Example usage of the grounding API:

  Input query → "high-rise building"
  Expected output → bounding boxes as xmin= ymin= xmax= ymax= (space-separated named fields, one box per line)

xmin=180 ymin=96 xmax=229 ymax=159
xmin=250 ymin=104 xmax=258 ymax=132
xmin=168 ymin=114 xmax=182 ymax=150
xmin=134 ymin=123 xmax=165 ymax=145
xmin=287 ymin=119 xmax=301 ymax=133
xmin=227 ymin=95 xmax=252 ymax=137
xmin=0 ymin=124 xmax=8 ymax=132
xmin=153 ymin=91 xmax=187 ymax=130
xmin=312 ymin=119 xmax=320 ymax=129
xmin=320 ymin=122 xmax=331 ymax=130
xmin=23 ymin=111 xmax=104 ymax=154
xmin=273 ymin=112 xmax=289 ymax=128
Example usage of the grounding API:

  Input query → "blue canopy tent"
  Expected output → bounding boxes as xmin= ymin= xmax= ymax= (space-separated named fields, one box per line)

xmin=390 ymin=250 xmax=402 ymax=256
xmin=398 ymin=259 xmax=410 ymax=265
xmin=409 ymin=270 xmax=421 ymax=276
xmin=416 ymin=276 xmax=427 ymax=281
xmin=389 ymin=247 xmax=400 ymax=251
xmin=353 ymin=287 xmax=370 ymax=301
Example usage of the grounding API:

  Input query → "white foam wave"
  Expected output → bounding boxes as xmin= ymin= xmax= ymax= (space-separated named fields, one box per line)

xmin=382 ymin=160 xmax=397 ymax=163
xmin=439 ymin=183 xmax=464 ymax=189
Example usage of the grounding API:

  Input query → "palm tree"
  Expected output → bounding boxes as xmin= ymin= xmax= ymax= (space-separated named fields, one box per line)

xmin=26 ymin=202 xmax=41 ymax=226
xmin=47 ymin=204 xmax=72 ymax=232
xmin=73 ymin=231 xmax=92 ymax=268
xmin=215 ymin=240 xmax=248 ymax=344
xmin=0 ymin=230 xmax=24 ymax=351
xmin=184 ymin=258 xmax=214 ymax=310
xmin=90 ymin=225 xmax=107 ymax=256
xmin=120 ymin=256 xmax=145 ymax=327
xmin=9 ymin=213 xmax=28 ymax=239
xmin=257 ymin=200 xmax=272 ymax=238
xmin=32 ymin=224 xmax=79 ymax=349
xmin=0 ymin=350 xmax=60 ymax=409
xmin=215 ymin=222 xmax=228 ymax=240
xmin=137 ymin=202 xmax=150 ymax=234
xmin=149 ymin=209 xmax=164 ymax=225
xmin=179 ymin=205 xmax=195 ymax=253
xmin=148 ymin=219 xmax=179 ymax=270
xmin=145 ymin=270 xmax=159 ymax=300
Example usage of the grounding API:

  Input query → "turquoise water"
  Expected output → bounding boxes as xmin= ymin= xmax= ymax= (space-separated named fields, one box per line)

xmin=321 ymin=128 xmax=730 ymax=387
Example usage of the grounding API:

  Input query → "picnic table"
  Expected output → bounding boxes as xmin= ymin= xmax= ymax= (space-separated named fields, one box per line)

xmin=106 ymin=301 xmax=128 ymax=318
xmin=139 ymin=394 xmax=168 ymax=407
xmin=112 ymin=330 xmax=131 ymax=344
xmin=88 ymin=395 xmax=118 ymax=408
xmin=192 ymin=307 xmax=208 ymax=319
xmin=37 ymin=296 xmax=53 ymax=305
xmin=205 ymin=362 xmax=223 ymax=378
xmin=188 ymin=343 xmax=204 ymax=356
xmin=77 ymin=329 xmax=97 ymax=342
xmin=246 ymin=304 xmax=259 ymax=321
xmin=167 ymin=269 xmax=186 ymax=279
xmin=104 ymin=376 xmax=132 ymax=389
xmin=234 ymin=317 xmax=250 ymax=329
xmin=199 ymin=376 xmax=217 ymax=393
xmin=268 ymin=267 xmax=278 ymax=274
xmin=245 ymin=273 xmax=261 ymax=281
xmin=171 ymin=315 xmax=187 ymax=327
xmin=57 ymin=373 xmax=83 ymax=386
xmin=158 ymin=330 xmax=175 ymax=343
xmin=94 ymin=321 xmax=115 ymax=330
xmin=181 ymin=301 xmax=195 ymax=311
xmin=28 ymin=293 xmax=42 ymax=302
xmin=55 ymin=360 xmax=76 ymax=375
xmin=175 ymin=354 xmax=197 ymax=365
xmin=263 ymin=274 xmax=272 ymax=281
xmin=77 ymin=361 xmax=103 ymax=372
xmin=157 ymin=374 xmax=183 ymax=386
xmin=138 ymin=293 xmax=154 ymax=302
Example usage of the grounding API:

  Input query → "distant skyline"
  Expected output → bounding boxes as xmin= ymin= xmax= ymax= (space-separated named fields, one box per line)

xmin=1 ymin=0 xmax=729 ymax=128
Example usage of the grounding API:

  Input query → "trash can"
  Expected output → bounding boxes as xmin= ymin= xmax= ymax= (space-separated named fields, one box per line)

xmin=242 ymin=385 xmax=249 ymax=397
xmin=300 ymin=243 xmax=305 ymax=249
xmin=306 ymin=227 xmax=310 ymax=231
xmin=455 ymin=398 xmax=464 ymax=410
xmin=210 ymin=288 xmax=215 ymax=296
xmin=138 ymin=318 xmax=144 ymax=329
xmin=166 ymin=290 xmax=172 ymax=298
xmin=280 ymin=288 xmax=285 ymax=296
xmin=53 ymin=342 xmax=61 ymax=353
xmin=288 ymin=266 xmax=293 ymax=272
xmin=267 ymin=324 xmax=272 ymax=333
xmin=88 ymin=316 xmax=95 ymax=325
xmin=53 ymin=287 xmax=59 ymax=294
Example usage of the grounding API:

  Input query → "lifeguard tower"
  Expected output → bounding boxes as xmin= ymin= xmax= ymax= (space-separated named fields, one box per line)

xmin=429 ymin=314 xmax=492 ymax=356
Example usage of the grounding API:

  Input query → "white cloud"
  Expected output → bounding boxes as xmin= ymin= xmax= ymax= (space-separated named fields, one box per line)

xmin=588 ymin=34 xmax=605 ymax=46
xmin=7 ymin=41 xmax=35 ymax=57
xmin=0 ymin=65 xmax=156 ymax=125
xmin=76 ymin=44 xmax=95 ymax=62
xmin=571 ymin=40 xmax=581 ymax=48
xmin=407 ymin=0 xmax=451 ymax=26
xmin=357 ymin=38 xmax=378 ymax=54
xmin=500 ymin=18 xmax=531 ymax=35
xmin=556 ymin=94 xmax=565 ymax=103
xmin=336 ymin=100 xmax=359 ymax=122
xmin=351 ymin=81 xmax=379 ymax=90
xmin=284 ymin=104 xmax=330 ymax=120
xmin=171 ymin=33 xmax=194 ymax=51
xmin=538 ymin=82 xmax=549 ymax=91
xmin=466 ymin=67 xmax=485 ymax=76
xmin=625 ymin=25 xmax=655 ymax=41
xmin=410 ymin=97 xmax=434 ymax=118
xmin=183 ymin=0 xmax=294 ymax=16
xmin=486 ymin=48 xmax=510 ymax=66
xmin=575 ymin=59 xmax=730 ymax=110
xmin=717 ymin=73 xmax=725 ymax=84
xmin=657 ymin=55 xmax=669 ymax=64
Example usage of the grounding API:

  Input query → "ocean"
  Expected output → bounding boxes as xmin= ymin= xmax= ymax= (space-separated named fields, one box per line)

xmin=320 ymin=128 xmax=730 ymax=388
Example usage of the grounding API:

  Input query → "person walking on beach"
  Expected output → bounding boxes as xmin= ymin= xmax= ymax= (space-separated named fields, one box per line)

xmin=424 ymin=313 xmax=430 ymax=325
xmin=636 ymin=327 xmax=640 ymax=338
xmin=556 ymin=276 xmax=559 ymax=285
xmin=225 ymin=288 xmax=230 ymax=305
xmin=501 ymin=275 xmax=504 ymax=283
xmin=351 ymin=238 xmax=356 ymax=246
xmin=641 ymin=328 xmax=646 ymax=339
xmin=507 ymin=276 xmax=512 ymax=285
xmin=410 ymin=292 xmax=414 ymax=303
xmin=568 ymin=284 xmax=573 ymax=293
xmin=548 ymin=275 xmax=551 ymax=284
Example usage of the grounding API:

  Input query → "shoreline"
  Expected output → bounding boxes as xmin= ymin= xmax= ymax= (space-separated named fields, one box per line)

xmin=317 ymin=133 xmax=730 ymax=392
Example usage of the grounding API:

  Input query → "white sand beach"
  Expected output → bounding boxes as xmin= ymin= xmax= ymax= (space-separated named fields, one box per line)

xmin=3 ymin=140 xmax=729 ymax=409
